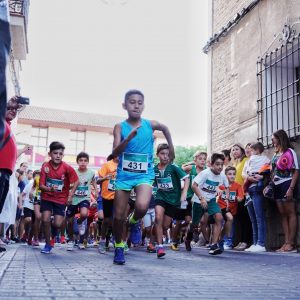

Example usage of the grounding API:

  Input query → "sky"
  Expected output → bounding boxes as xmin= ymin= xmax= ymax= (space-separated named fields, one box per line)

xmin=20 ymin=0 xmax=209 ymax=146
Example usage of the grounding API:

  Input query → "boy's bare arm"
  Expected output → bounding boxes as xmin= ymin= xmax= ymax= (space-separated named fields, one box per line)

xmin=192 ymin=181 xmax=207 ymax=209
xmin=111 ymin=123 xmax=139 ymax=158
xmin=151 ymin=120 xmax=175 ymax=161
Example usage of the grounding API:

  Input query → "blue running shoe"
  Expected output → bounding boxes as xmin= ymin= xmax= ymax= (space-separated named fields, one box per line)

xmin=41 ymin=244 xmax=52 ymax=254
xmin=113 ymin=247 xmax=125 ymax=265
xmin=129 ymin=222 xmax=141 ymax=245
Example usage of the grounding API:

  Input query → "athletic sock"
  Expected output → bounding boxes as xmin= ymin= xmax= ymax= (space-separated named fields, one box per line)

xmin=114 ymin=241 xmax=124 ymax=248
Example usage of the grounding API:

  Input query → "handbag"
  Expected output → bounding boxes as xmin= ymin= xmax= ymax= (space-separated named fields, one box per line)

xmin=263 ymin=181 xmax=274 ymax=199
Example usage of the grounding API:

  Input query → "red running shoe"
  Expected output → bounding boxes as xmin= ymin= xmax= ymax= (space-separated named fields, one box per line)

xmin=60 ymin=236 xmax=66 ymax=244
xmin=49 ymin=239 xmax=55 ymax=247
xmin=157 ymin=246 xmax=166 ymax=258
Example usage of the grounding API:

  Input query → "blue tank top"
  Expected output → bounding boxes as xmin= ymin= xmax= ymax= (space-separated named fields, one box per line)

xmin=117 ymin=119 xmax=154 ymax=180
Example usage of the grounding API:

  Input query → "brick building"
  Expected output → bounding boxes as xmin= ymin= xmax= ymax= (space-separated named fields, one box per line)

xmin=205 ymin=0 xmax=300 ymax=250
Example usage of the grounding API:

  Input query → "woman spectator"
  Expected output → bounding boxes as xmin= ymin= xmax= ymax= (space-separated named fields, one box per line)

xmin=231 ymin=143 xmax=253 ymax=251
xmin=271 ymin=129 xmax=299 ymax=252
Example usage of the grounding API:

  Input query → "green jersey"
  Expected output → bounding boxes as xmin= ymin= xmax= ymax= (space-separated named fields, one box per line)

xmin=154 ymin=163 xmax=188 ymax=207
xmin=72 ymin=169 xmax=95 ymax=205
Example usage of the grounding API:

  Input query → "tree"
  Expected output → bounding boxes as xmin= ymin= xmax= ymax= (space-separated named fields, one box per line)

xmin=174 ymin=145 xmax=207 ymax=167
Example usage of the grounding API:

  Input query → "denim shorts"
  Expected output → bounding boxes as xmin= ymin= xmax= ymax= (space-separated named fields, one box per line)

xmin=274 ymin=180 xmax=293 ymax=201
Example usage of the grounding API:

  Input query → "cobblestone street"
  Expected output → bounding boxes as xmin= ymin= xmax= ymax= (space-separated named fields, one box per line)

xmin=0 ymin=244 xmax=299 ymax=299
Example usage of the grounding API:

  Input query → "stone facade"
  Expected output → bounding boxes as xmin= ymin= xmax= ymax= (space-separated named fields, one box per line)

xmin=209 ymin=0 xmax=300 ymax=152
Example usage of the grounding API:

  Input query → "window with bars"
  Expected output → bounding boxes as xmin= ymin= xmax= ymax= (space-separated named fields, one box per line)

xmin=70 ymin=130 xmax=86 ymax=155
xmin=31 ymin=127 xmax=48 ymax=154
xmin=257 ymin=34 xmax=300 ymax=147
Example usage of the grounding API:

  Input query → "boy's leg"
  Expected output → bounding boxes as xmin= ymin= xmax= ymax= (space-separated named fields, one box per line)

xmin=41 ymin=210 xmax=52 ymax=245
xmin=155 ymin=205 xmax=165 ymax=245
xmin=33 ymin=204 xmax=41 ymax=242
xmin=131 ymin=184 xmax=152 ymax=221
xmin=223 ymin=212 xmax=233 ymax=240
xmin=211 ymin=213 xmax=223 ymax=244
xmin=67 ymin=216 xmax=74 ymax=241
xmin=113 ymin=190 xmax=131 ymax=245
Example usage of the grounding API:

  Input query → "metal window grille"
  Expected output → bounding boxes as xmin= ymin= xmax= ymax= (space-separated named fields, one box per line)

xmin=257 ymin=34 xmax=300 ymax=147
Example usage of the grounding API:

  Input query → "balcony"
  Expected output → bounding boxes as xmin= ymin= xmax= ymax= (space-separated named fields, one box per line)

xmin=9 ymin=0 xmax=30 ymax=60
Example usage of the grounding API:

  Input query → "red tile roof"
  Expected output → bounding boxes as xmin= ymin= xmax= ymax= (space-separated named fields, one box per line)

xmin=18 ymin=105 xmax=123 ymax=129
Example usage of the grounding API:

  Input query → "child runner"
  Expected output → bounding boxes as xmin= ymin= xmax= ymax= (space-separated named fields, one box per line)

xmin=182 ymin=151 xmax=207 ymax=251
xmin=97 ymin=156 xmax=118 ymax=254
xmin=217 ymin=166 xmax=244 ymax=250
xmin=191 ymin=153 xmax=229 ymax=255
xmin=111 ymin=89 xmax=174 ymax=265
xmin=39 ymin=142 xmax=79 ymax=254
xmin=66 ymin=152 xmax=97 ymax=251
xmin=31 ymin=170 xmax=41 ymax=246
xmin=154 ymin=143 xmax=189 ymax=258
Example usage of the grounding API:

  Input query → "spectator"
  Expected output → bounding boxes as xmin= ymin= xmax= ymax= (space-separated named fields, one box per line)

xmin=271 ymin=129 xmax=299 ymax=252
xmin=0 ymin=0 xmax=11 ymax=149
xmin=221 ymin=149 xmax=232 ymax=168
xmin=231 ymin=143 xmax=252 ymax=251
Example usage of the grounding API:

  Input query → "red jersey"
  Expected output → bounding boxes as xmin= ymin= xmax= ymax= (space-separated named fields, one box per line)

xmin=0 ymin=122 xmax=17 ymax=174
xmin=217 ymin=182 xmax=244 ymax=216
xmin=40 ymin=161 xmax=78 ymax=205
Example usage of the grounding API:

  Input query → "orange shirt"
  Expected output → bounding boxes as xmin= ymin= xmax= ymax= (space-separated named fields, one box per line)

xmin=98 ymin=160 xmax=118 ymax=200
xmin=217 ymin=182 xmax=244 ymax=215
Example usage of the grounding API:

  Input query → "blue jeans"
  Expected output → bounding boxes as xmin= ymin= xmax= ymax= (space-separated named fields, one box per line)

xmin=247 ymin=186 xmax=266 ymax=246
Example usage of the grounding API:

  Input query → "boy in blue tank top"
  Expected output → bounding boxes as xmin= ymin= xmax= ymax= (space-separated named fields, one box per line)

xmin=111 ymin=90 xmax=175 ymax=265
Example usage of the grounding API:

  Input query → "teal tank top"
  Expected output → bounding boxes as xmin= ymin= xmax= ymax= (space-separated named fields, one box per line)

xmin=117 ymin=119 xmax=154 ymax=180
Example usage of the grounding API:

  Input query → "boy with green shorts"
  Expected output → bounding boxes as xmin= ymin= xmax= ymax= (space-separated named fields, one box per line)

xmin=66 ymin=152 xmax=97 ymax=250
xmin=154 ymin=143 xmax=189 ymax=258
xmin=191 ymin=153 xmax=229 ymax=255
xmin=111 ymin=90 xmax=175 ymax=265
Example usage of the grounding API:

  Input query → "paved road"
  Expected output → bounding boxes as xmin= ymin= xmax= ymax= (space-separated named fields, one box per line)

xmin=0 ymin=243 xmax=300 ymax=299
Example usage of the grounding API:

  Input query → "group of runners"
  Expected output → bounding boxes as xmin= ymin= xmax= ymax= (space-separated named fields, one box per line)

xmin=10 ymin=89 xmax=299 ymax=265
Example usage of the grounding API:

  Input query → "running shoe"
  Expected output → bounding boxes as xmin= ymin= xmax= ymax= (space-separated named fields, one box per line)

xmin=83 ymin=239 xmax=88 ymax=248
xmin=129 ymin=221 xmax=142 ymax=245
xmin=98 ymin=240 xmax=106 ymax=254
xmin=218 ymin=240 xmax=224 ymax=253
xmin=67 ymin=241 xmax=74 ymax=251
xmin=157 ymin=245 xmax=166 ymax=258
xmin=60 ymin=236 xmax=66 ymax=244
xmin=124 ymin=243 xmax=129 ymax=253
xmin=49 ymin=239 xmax=55 ymax=248
xmin=208 ymin=243 xmax=222 ymax=255
xmin=41 ymin=244 xmax=52 ymax=254
xmin=224 ymin=238 xmax=233 ymax=250
xmin=78 ymin=243 xmax=85 ymax=250
xmin=185 ymin=240 xmax=192 ymax=252
xmin=78 ymin=222 xmax=86 ymax=236
xmin=32 ymin=240 xmax=40 ymax=247
xmin=147 ymin=243 xmax=156 ymax=253
xmin=171 ymin=243 xmax=179 ymax=251
xmin=113 ymin=247 xmax=125 ymax=265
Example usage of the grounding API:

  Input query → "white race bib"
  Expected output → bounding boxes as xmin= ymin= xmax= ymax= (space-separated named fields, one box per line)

xmin=122 ymin=153 xmax=148 ymax=174
xmin=157 ymin=177 xmax=174 ymax=191
xmin=74 ymin=185 xmax=88 ymax=197
xmin=46 ymin=178 xmax=64 ymax=192
xmin=108 ymin=179 xmax=116 ymax=192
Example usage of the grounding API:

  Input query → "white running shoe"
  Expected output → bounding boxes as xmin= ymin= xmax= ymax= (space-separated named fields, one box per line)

xmin=78 ymin=243 xmax=85 ymax=250
xmin=245 ymin=244 xmax=257 ymax=252
xmin=249 ymin=245 xmax=266 ymax=252
xmin=67 ymin=241 xmax=74 ymax=251
xmin=77 ymin=222 xmax=86 ymax=236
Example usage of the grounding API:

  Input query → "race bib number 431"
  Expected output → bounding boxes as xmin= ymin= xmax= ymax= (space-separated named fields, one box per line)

xmin=122 ymin=153 xmax=148 ymax=174
xmin=75 ymin=186 xmax=88 ymax=197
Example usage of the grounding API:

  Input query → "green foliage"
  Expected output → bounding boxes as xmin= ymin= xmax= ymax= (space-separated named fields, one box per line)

xmin=153 ymin=144 xmax=207 ymax=167
xmin=174 ymin=145 xmax=207 ymax=167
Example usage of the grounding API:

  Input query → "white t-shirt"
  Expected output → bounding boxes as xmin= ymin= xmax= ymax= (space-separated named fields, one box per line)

xmin=191 ymin=168 xmax=229 ymax=203
xmin=247 ymin=155 xmax=270 ymax=175
xmin=0 ymin=0 xmax=9 ymax=22
xmin=23 ymin=181 xmax=34 ymax=210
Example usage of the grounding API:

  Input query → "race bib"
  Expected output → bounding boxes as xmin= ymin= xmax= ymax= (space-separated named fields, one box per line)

xmin=108 ymin=179 xmax=116 ymax=192
xmin=157 ymin=177 xmax=174 ymax=191
xmin=46 ymin=178 xmax=64 ymax=192
xmin=74 ymin=185 xmax=88 ymax=197
xmin=222 ymin=191 xmax=236 ymax=202
xmin=122 ymin=153 xmax=148 ymax=174
xmin=202 ymin=179 xmax=219 ymax=194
